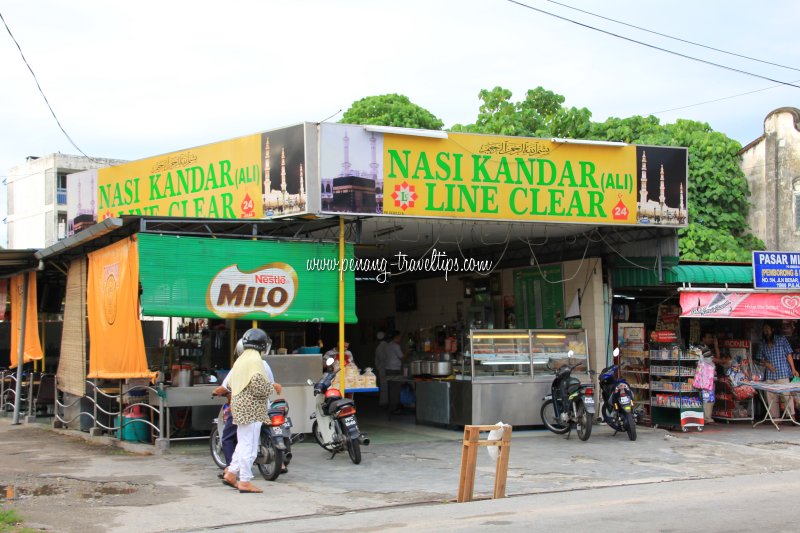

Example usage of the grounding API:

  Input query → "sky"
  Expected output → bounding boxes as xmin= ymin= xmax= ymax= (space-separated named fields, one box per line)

xmin=1 ymin=0 xmax=798 ymax=247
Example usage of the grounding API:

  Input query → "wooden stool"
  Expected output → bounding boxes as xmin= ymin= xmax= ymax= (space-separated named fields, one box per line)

xmin=457 ymin=424 xmax=512 ymax=503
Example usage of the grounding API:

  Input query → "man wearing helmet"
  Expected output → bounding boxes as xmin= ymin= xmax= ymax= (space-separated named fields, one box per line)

xmin=213 ymin=328 xmax=282 ymax=492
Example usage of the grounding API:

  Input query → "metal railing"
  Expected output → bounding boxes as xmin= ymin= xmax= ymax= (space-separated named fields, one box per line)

xmin=1 ymin=369 xmax=37 ymax=418
xmin=53 ymin=376 xmax=165 ymax=444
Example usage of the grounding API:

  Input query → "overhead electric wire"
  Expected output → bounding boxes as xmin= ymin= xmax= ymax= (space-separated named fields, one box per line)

xmin=539 ymin=0 xmax=800 ymax=73
xmin=648 ymin=79 xmax=800 ymax=115
xmin=506 ymin=0 xmax=800 ymax=90
xmin=0 ymin=10 xmax=93 ymax=159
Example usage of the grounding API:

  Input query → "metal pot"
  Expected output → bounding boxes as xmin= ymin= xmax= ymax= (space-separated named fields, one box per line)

xmin=411 ymin=360 xmax=424 ymax=376
xmin=431 ymin=361 xmax=452 ymax=377
xmin=420 ymin=360 xmax=434 ymax=375
xmin=176 ymin=369 xmax=193 ymax=387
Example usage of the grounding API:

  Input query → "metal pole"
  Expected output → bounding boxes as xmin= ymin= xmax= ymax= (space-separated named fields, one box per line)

xmin=338 ymin=217 xmax=346 ymax=393
xmin=12 ymin=272 xmax=29 ymax=425
xmin=26 ymin=373 xmax=34 ymax=418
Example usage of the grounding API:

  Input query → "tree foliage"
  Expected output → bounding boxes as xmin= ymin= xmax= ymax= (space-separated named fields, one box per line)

xmin=341 ymin=94 xmax=444 ymax=130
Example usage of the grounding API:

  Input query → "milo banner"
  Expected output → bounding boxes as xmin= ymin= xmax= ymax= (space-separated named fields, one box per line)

xmin=137 ymin=234 xmax=357 ymax=323
xmin=318 ymin=123 xmax=687 ymax=226
xmin=97 ymin=125 xmax=307 ymax=221
xmin=680 ymin=291 xmax=800 ymax=319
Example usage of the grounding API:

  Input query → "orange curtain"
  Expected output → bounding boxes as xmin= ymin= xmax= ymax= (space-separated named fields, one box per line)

xmin=87 ymin=237 xmax=154 ymax=379
xmin=9 ymin=273 xmax=43 ymax=368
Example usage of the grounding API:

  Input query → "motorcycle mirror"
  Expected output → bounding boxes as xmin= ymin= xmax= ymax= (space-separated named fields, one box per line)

xmin=325 ymin=357 xmax=335 ymax=367
xmin=613 ymin=347 xmax=620 ymax=360
xmin=306 ymin=379 xmax=314 ymax=386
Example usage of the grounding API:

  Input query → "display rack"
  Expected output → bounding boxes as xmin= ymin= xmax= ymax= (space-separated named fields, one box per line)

xmin=650 ymin=343 xmax=704 ymax=432
xmin=617 ymin=323 xmax=649 ymax=424
xmin=713 ymin=340 xmax=754 ymax=422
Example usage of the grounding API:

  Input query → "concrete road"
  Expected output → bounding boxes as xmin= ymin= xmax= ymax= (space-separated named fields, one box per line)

xmin=219 ymin=470 xmax=800 ymax=532
xmin=2 ymin=410 xmax=800 ymax=532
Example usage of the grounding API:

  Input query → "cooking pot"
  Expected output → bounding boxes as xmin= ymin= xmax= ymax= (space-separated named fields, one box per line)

xmin=176 ymin=369 xmax=193 ymax=387
xmin=420 ymin=360 xmax=434 ymax=375
xmin=411 ymin=360 xmax=424 ymax=376
xmin=431 ymin=361 xmax=452 ymax=377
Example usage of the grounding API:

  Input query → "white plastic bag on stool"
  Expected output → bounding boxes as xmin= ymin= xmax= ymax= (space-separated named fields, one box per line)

xmin=487 ymin=422 xmax=505 ymax=461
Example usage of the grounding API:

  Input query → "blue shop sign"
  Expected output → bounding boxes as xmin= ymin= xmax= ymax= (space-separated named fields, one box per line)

xmin=753 ymin=251 xmax=800 ymax=289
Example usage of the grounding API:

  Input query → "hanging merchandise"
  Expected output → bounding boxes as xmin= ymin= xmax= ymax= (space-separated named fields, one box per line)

xmin=693 ymin=358 xmax=715 ymax=391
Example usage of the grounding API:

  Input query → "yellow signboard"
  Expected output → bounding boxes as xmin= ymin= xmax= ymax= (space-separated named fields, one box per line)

xmin=381 ymin=133 xmax=637 ymax=224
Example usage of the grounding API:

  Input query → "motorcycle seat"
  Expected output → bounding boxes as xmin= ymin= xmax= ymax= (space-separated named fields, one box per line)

xmin=323 ymin=397 xmax=354 ymax=416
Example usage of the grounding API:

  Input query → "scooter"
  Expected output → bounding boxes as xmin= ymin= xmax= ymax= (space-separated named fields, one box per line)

xmin=306 ymin=357 xmax=370 ymax=464
xmin=540 ymin=350 xmax=595 ymax=441
xmin=598 ymin=348 xmax=638 ymax=441
xmin=209 ymin=398 xmax=295 ymax=481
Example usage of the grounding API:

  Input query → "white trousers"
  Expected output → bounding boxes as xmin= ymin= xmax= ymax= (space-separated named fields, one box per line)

xmin=229 ymin=421 xmax=261 ymax=482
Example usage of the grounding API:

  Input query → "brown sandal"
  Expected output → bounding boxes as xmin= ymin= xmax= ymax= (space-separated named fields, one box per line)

xmin=237 ymin=482 xmax=263 ymax=493
xmin=222 ymin=472 xmax=238 ymax=489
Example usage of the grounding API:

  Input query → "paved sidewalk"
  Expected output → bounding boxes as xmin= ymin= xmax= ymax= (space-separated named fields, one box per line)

xmin=2 ymin=410 xmax=800 ymax=532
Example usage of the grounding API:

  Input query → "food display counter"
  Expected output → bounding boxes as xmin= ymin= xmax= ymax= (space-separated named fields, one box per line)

xmin=415 ymin=329 xmax=590 ymax=427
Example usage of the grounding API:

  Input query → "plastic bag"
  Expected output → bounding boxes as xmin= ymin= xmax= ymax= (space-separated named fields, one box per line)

xmin=693 ymin=360 xmax=715 ymax=391
xmin=487 ymin=422 xmax=505 ymax=461
xmin=733 ymin=385 xmax=756 ymax=400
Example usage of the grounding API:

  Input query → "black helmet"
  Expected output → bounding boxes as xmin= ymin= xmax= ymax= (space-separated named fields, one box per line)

xmin=242 ymin=328 xmax=271 ymax=354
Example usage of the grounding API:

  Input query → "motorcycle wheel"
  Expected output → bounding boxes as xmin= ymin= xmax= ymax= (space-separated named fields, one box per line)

xmin=347 ymin=436 xmax=362 ymax=465
xmin=624 ymin=411 xmax=637 ymax=441
xmin=312 ymin=420 xmax=335 ymax=451
xmin=575 ymin=401 xmax=592 ymax=441
xmin=209 ymin=425 xmax=226 ymax=469
xmin=602 ymin=404 xmax=623 ymax=432
xmin=257 ymin=434 xmax=284 ymax=482
xmin=540 ymin=399 xmax=569 ymax=435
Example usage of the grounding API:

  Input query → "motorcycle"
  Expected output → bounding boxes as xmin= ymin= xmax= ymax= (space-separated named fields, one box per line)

xmin=540 ymin=351 xmax=595 ymax=441
xmin=306 ymin=357 xmax=370 ymax=464
xmin=209 ymin=397 xmax=295 ymax=481
xmin=598 ymin=347 xmax=638 ymax=441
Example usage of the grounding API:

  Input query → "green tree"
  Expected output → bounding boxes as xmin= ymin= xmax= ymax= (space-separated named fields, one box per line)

xmin=341 ymin=94 xmax=444 ymax=130
xmin=452 ymin=86 xmax=592 ymax=139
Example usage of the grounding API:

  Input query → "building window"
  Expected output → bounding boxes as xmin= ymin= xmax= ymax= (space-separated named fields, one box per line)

xmin=56 ymin=172 xmax=68 ymax=205
xmin=795 ymin=193 xmax=800 ymax=232
xmin=57 ymin=213 xmax=67 ymax=240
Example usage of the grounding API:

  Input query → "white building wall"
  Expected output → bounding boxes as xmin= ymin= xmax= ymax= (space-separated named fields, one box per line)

xmin=6 ymin=154 xmax=126 ymax=249
xmin=740 ymin=107 xmax=800 ymax=251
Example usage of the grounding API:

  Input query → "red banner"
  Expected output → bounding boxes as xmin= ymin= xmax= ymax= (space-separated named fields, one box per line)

xmin=680 ymin=291 xmax=800 ymax=319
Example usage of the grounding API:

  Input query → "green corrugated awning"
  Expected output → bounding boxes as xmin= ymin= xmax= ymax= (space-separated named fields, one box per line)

xmin=613 ymin=263 xmax=753 ymax=288
xmin=663 ymin=265 xmax=752 ymax=285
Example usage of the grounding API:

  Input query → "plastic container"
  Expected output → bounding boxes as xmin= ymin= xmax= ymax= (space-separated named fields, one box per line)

xmin=116 ymin=414 xmax=150 ymax=443
xmin=298 ymin=346 xmax=321 ymax=354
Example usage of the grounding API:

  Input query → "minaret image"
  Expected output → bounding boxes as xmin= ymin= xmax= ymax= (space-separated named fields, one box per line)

xmin=659 ymin=164 xmax=666 ymax=207
xmin=280 ymin=148 xmax=287 ymax=209
xmin=263 ymin=137 xmax=271 ymax=203
xmin=341 ymin=130 xmax=352 ymax=176
xmin=639 ymin=151 xmax=648 ymax=209
xmin=369 ymin=132 xmax=378 ymax=179
xmin=679 ymin=183 xmax=684 ymax=209
xmin=299 ymin=163 xmax=305 ymax=207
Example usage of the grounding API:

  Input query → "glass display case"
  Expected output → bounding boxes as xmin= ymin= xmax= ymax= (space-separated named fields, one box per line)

xmin=468 ymin=329 xmax=533 ymax=379
xmin=465 ymin=329 xmax=589 ymax=380
xmin=529 ymin=329 xmax=590 ymax=375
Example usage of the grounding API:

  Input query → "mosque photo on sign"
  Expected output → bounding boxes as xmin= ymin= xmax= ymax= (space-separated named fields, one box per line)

xmin=319 ymin=123 xmax=384 ymax=215
xmin=67 ymin=168 xmax=98 ymax=237
xmin=261 ymin=125 xmax=307 ymax=217
xmin=636 ymin=146 xmax=688 ymax=226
